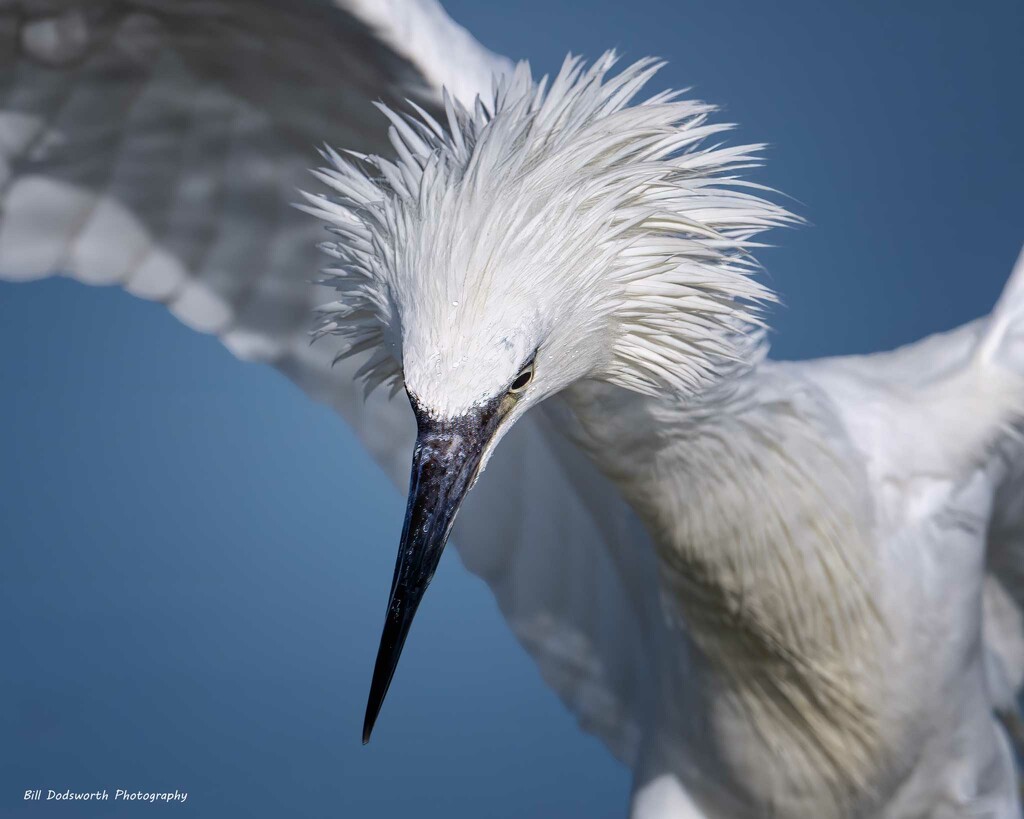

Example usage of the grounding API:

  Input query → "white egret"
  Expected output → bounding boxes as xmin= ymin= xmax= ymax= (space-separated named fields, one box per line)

xmin=1 ymin=2 xmax=1022 ymax=817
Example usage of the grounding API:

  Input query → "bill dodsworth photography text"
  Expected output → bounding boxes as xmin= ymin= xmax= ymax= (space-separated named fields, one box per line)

xmin=24 ymin=789 xmax=188 ymax=804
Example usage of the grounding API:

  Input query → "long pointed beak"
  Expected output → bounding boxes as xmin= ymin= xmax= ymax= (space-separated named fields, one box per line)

xmin=362 ymin=398 xmax=504 ymax=743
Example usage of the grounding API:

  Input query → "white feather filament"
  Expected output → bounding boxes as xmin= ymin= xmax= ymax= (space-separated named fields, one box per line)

xmin=299 ymin=51 xmax=796 ymax=399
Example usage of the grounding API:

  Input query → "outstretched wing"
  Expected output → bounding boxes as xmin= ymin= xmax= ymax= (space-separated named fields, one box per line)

xmin=977 ymin=247 xmax=1024 ymax=714
xmin=800 ymin=247 xmax=1024 ymax=715
xmin=0 ymin=0 xmax=659 ymax=767
xmin=855 ymin=249 xmax=1024 ymax=715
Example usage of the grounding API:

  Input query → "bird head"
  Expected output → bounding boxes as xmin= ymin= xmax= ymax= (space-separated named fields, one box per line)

xmin=300 ymin=52 xmax=793 ymax=741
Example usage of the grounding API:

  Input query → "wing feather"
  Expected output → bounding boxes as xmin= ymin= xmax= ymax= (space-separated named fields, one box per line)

xmin=0 ymin=0 xmax=655 ymax=768
xmin=978 ymin=247 xmax=1024 ymax=711
xmin=800 ymin=247 xmax=1024 ymax=711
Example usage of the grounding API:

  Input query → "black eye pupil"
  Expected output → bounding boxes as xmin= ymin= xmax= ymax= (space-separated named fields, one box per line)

xmin=511 ymin=369 xmax=532 ymax=391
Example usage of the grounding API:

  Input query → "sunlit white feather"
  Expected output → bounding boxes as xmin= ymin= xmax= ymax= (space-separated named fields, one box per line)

xmin=300 ymin=53 xmax=795 ymax=415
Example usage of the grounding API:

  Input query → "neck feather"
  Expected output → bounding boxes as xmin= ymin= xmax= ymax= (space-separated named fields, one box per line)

xmin=558 ymin=366 xmax=890 ymax=809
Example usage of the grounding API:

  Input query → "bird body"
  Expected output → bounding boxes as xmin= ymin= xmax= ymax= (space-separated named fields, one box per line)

xmin=558 ymin=294 xmax=1024 ymax=814
xmin=0 ymin=2 xmax=1022 ymax=817
xmin=304 ymin=49 xmax=1024 ymax=813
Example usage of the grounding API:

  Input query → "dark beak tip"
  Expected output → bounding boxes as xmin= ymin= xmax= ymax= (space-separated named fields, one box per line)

xmin=361 ymin=704 xmax=379 ymax=745
xmin=362 ymin=406 xmax=498 ymax=745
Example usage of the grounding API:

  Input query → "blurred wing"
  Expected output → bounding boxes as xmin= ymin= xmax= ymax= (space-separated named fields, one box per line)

xmin=0 ymin=0 xmax=659 ymax=766
xmin=978 ymin=247 xmax=1024 ymax=714
xmin=0 ymin=0 xmax=509 ymax=474
xmin=461 ymin=402 xmax=663 ymax=763
xmin=869 ymin=249 xmax=1024 ymax=713
xmin=803 ymin=247 xmax=1024 ymax=713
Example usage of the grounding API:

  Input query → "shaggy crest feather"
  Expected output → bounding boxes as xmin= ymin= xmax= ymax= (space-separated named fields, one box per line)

xmin=299 ymin=51 xmax=796 ymax=405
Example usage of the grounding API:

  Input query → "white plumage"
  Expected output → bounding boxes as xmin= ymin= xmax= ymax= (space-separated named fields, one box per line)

xmin=0 ymin=2 xmax=1022 ymax=817
xmin=301 ymin=54 xmax=790 ymax=409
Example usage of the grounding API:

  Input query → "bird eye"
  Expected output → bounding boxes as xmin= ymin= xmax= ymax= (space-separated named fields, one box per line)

xmin=509 ymin=362 xmax=534 ymax=393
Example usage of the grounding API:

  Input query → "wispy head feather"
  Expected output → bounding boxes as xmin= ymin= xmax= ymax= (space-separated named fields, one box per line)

xmin=300 ymin=52 xmax=796 ymax=408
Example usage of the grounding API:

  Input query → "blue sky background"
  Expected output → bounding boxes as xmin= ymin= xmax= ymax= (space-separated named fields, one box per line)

xmin=1 ymin=2 xmax=1022 ymax=817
